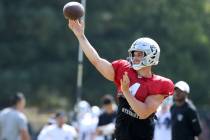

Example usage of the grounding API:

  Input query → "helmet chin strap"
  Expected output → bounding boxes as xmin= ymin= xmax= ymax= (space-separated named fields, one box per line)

xmin=132 ymin=61 xmax=146 ymax=70
xmin=130 ymin=54 xmax=148 ymax=70
xmin=132 ymin=64 xmax=153 ymax=78
xmin=129 ymin=56 xmax=152 ymax=72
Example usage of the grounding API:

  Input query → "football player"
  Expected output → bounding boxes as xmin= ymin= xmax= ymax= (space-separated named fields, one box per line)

xmin=68 ymin=20 xmax=174 ymax=140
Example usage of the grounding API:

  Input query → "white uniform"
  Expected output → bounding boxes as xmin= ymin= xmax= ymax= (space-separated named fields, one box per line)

xmin=77 ymin=112 xmax=98 ymax=140
xmin=38 ymin=124 xmax=77 ymax=140
xmin=154 ymin=110 xmax=171 ymax=140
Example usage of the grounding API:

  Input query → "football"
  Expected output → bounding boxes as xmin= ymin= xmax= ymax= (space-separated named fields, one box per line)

xmin=63 ymin=1 xmax=84 ymax=20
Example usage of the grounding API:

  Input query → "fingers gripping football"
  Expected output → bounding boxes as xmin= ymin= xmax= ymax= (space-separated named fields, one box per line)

xmin=68 ymin=20 xmax=84 ymax=37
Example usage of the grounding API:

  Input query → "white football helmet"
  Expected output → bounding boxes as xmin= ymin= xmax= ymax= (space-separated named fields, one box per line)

xmin=77 ymin=100 xmax=91 ymax=113
xmin=128 ymin=37 xmax=160 ymax=70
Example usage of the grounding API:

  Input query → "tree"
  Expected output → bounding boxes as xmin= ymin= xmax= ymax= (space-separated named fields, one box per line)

xmin=0 ymin=0 xmax=209 ymax=108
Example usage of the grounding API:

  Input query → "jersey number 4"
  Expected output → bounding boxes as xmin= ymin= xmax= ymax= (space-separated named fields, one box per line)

xmin=129 ymin=83 xmax=140 ymax=96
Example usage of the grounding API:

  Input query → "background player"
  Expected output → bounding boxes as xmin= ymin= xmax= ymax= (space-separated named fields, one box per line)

xmin=0 ymin=93 xmax=31 ymax=140
xmin=171 ymin=81 xmax=202 ymax=140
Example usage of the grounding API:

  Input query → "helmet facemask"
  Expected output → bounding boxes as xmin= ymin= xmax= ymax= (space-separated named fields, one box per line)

xmin=129 ymin=51 xmax=147 ymax=70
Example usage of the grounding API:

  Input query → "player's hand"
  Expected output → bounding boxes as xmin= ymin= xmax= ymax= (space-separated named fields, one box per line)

xmin=95 ymin=128 xmax=103 ymax=135
xmin=68 ymin=19 xmax=85 ymax=38
xmin=120 ymin=72 xmax=130 ymax=94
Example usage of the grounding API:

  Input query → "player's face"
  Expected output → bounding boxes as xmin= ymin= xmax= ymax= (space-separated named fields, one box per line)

xmin=173 ymin=88 xmax=187 ymax=102
xmin=103 ymin=103 xmax=114 ymax=114
xmin=57 ymin=116 xmax=67 ymax=126
xmin=17 ymin=98 xmax=26 ymax=111
xmin=132 ymin=51 xmax=144 ymax=64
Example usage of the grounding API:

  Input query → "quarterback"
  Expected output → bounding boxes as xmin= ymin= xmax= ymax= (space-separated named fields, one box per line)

xmin=68 ymin=20 xmax=174 ymax=140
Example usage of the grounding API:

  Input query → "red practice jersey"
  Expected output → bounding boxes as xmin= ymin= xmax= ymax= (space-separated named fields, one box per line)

xmin=112 ymin=59 xmax=174 ymax=102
